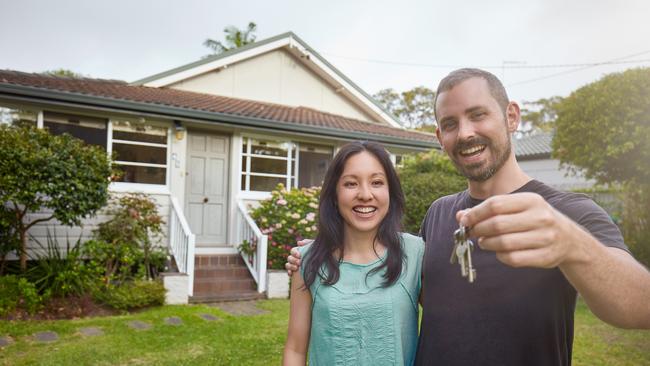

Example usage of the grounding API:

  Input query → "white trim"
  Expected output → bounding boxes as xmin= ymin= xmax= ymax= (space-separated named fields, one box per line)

xmin=245 ymin=172 xmax=288 ymax=178
xmin=110 ymin=182 xmax=170 ymax=194
xmin=242 ymin=153 xmax=292 ymax=161
xmin=194 ymin=247 xmax=239 ymax=255
xmin=114 ymin=161 xmax=167 ymax=168
xmin=228 ymin=133 xmax=243 ymax=245
xmin=112 ymin=139 xmax=167 ymax=148
xmin=238 ymin=190 xmax=273 ymax=201
xmin=36 ymin=110 xmax=43 ymax=128
xmin=143 ymin=38 xmax=292 ymax=87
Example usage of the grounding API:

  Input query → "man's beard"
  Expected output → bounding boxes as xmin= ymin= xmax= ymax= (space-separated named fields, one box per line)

xmin=451 ymin=134 xmax=511 ymax=182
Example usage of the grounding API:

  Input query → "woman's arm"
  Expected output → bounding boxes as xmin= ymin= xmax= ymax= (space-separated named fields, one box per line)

xmin=283 ymin=270 xmax=312 ymax=366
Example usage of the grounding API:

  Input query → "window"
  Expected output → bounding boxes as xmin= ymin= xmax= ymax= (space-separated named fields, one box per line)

xmin=298 ymin=144 xmax=332 ymax=188
xmin=43 ymin=112 xmax=107 ymax=148
xmin=0 ymin=106 xmax=37 ymax=127
xmin=111 ymin=120 xmax=168 ymax=185
xmin=240 ymin=138 xmax=333 ymax=192
xmin=241 ymin=138 xmax=295 ymax=192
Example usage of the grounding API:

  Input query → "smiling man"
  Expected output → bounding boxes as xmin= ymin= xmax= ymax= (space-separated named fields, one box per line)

xmin=414 ymin=68 xmax=650 ymax=365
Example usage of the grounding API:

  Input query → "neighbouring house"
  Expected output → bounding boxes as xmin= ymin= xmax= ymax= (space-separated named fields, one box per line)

xmin=513 ymin=132 xmax=594 ymax=190
xmin=0 ymin=32 xmax=437 ymax=303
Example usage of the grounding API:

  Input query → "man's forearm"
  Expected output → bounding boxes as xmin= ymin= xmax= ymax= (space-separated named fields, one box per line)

xmin=559 ymin=227 xmax=650 ymax=329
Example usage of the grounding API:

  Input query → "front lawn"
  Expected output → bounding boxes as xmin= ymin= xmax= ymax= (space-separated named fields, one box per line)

xmin=0 ymin=299 xmax=647 ymax=365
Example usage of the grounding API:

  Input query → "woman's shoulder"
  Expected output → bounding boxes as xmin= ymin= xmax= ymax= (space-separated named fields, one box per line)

xmin=399 ymin=232 xmax=424 ymax=257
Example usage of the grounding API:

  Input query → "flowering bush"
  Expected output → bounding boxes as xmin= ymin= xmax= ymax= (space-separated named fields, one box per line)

xmin=248 ymin=184 xmax=320 ymax=270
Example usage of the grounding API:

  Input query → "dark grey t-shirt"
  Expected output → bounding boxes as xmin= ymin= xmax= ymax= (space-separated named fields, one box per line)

xmin=415 ymin=180 xmax=627 ymax=366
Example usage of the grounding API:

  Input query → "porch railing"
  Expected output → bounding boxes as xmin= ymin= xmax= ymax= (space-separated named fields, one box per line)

xmin=169 ymin=196 xmax=196 ymax=297
xmin=236 ymin=200 xmax=268 ymax=293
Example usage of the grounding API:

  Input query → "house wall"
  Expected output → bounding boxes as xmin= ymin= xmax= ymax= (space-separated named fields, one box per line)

xmin=168 ymin=49 xmax=376 ymax=123
xmin=518 ymin=158 xmax=594 ymax=191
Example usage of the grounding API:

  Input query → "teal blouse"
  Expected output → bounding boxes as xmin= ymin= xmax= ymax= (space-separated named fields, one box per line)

xmin=298 ymin=233 xmax=424 ymax=366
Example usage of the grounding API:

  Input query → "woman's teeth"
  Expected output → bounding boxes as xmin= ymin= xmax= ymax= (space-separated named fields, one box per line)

xmin=353 ymin=206 xmax=376 ymax=213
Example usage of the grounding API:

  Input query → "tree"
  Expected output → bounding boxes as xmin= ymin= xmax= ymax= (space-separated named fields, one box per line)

xmin=42 ymin=69 xmax=84 ymax=78
xmin=397 ymin=150 xmax=466 ymax=234
xmin=553 ymin=67 xmax=650 ymax=266
xmin=203 ymin=22 xmax=257 ymax=55
xmin=374 ymin=86 xmax=436 ymax=129
xmin=519 ymin=96 xmax=563 ymax=136
xmin=0 ymin=125 xmax=114 ymax=271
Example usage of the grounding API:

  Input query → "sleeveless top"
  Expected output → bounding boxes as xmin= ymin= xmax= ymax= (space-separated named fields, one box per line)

xmin=298 ymin=233 xmax=424 ymax=366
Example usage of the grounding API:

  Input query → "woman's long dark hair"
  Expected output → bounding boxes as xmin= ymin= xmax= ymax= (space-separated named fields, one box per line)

xmin=303 ymin=140 xmax=405 ymax=288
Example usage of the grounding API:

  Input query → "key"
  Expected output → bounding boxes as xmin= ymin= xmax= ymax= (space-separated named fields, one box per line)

xmin=452 ymin=225 xmax=477 ymax=283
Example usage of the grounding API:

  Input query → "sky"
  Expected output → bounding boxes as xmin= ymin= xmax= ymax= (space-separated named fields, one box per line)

xmin=1 ymin=0 xmax=649 ymax=104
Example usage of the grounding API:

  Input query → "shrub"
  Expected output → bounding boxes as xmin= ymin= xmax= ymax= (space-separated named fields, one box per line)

xmin=248 ymin=184 xmax=320 ymax=270
xmin=622 ymin=184 xmax=650 ymax=268
xmin=397 ymin=150 xmax=467 ymax=234
xmin=92 ymin=280 xmax=166 ymax=312
xmin=85 ymin=193 xmax=166 ymax=282
xmin=0 ymin=275 xmax=43 ymax=316
xmin=0 ymin=206 xmax=20 ymax=275
xmin=26 ymin=230 xmax=101 ymax=298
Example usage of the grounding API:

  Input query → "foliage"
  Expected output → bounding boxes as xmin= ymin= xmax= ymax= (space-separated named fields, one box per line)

xmin=397 ymin=149 xmax=467 ymax=234
xmin=553 ymin=68 xmax=650 ymax=186
xmin=0 ymin=275 xmax=43 ymax=316
xmin=85 ymin=193 xmax=166 ymax=282
xmin=41 ymin=69 xmax=84 ymax=78
xmin=203 ymin=21 xmax=257 ymax=55
xmin=519 ymin=96 xmax=563 ymax=136
xmin=553 ymin=68 xmax=650 ymax=267
xmin=373 ymin=86 xmax=436 ymax=129
xmin=248 ymin=184 xmax=320 ymax=270
xmin=0 ymin=125 xmax=113 ymax=270
xmin=0 ymin=206 xmax=20 ymax=275
xmin=92 ymin=280 xmax=165 ymax=312
xmin=25 ymin=230 xmax=101 ymax=298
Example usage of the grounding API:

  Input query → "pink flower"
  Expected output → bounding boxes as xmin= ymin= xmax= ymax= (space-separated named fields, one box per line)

xmin=277 ymin=199 xmax=287 ymax=206
xmin=291 ymin=213 xmax=300 ymax=219
xmin=288 ymin=228 xmax=294 ymax=234
xmin=275 ymin=223 xmax=283 ymax=229
xmin=306 ymin=212 xmax=316 ymax=222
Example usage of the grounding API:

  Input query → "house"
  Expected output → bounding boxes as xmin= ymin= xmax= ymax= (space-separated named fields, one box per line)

xmin=0 ymin=32 xmax=437 ymax=303
xmin=513 ymin=131 xmax=594 ymax=190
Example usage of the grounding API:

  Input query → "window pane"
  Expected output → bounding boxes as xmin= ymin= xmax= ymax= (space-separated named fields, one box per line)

xmin=299 ymin=144 xmax=332 ymax=188
xmin=113 ymin=143 xmax=166 ymax=165
xmin=250 ymin=157 xmax=287 ymax=175
xmin=112 ymin=120 xmax=167 ymax=144
xmin=250 ymin=139 xmax=289 ymax=157
xmin=241 ymin=174 xmax=247 ymax=190
xmin=114 ymin=165 xmax=166 ymax=184
xmin=0 ymin=106 xmax=37 ymax=127
xmin=250 ymin=175 xmax=286 ymax=192
xmin=43 ymin=112 xmax=107 ymax=148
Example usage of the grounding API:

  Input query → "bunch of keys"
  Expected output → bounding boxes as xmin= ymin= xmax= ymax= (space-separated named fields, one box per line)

xmin=450 ymin=225 xmax=477 ymax=283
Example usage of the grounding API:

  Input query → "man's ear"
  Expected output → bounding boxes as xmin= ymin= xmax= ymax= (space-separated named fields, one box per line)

xmin=506 ymin=101 xmax=521 ymax=133
xmin=435 ymin=127 xmax=443 ymax=148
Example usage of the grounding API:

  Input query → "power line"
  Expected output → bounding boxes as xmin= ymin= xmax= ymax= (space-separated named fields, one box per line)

xmin=321 ymin=51 xmax=650 ymax=70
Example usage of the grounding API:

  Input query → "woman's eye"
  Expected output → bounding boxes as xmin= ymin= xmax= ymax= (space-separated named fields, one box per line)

xmin=372 ymin=180 xmax=385 ymax=186
xmin=343 ymin=181 xmax=357 ymax=188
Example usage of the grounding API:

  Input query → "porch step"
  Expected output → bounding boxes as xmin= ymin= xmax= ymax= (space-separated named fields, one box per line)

xmin=192 ymin=254 xmax=261 ymax=301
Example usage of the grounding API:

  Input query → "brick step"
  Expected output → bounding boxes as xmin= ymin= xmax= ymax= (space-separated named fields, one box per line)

xmin=193 ymin=278 xmax=256 ymax=294
xmin=189 ymin=291 xmax=265 ymax=303
xmin=194 ymin=255 xmax=246 ymax=269
xmin=194 ymin=267 xmax=251 ymax=279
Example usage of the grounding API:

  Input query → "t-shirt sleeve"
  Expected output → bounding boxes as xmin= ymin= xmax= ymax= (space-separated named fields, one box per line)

xmin=401 ymin=233 xmax=425 ymax=309
xmin=560 ymin=195 xmax=629 ymax=253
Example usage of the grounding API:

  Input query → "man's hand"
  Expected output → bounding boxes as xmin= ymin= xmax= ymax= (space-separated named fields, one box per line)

xmin=457 ymin=192 xmax=581 ymax=269
xmin=285 ymin=239 xmax=311 ymax=276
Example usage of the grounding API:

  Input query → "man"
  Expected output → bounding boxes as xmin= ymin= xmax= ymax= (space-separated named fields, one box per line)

xmin=286 ymin=68 xmax=650 ymax=365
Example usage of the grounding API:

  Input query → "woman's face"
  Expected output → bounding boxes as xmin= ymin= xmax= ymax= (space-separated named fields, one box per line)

xmin=336 ymin=151 xmax=390 ymax=237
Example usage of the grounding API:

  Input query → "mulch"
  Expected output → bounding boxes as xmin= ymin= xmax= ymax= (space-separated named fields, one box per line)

xmin=1 ymin=294 xmax=118 ymax=321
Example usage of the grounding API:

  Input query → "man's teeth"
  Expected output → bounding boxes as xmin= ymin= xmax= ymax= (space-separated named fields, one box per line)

xmin=354 ymin=207 xmax=376 ymax=213
xmin=460 ymin=145 xmax=485 ymax=155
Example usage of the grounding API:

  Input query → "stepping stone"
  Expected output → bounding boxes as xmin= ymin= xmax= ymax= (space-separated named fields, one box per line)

xmin=198 ymin=313 xmax=219 ymax=321
xmin=34 ymin=331 xmax=59 ymax=343
xmin=212 ymin=300 xmax=269 ymax=316
xmin=165 ymin=316 xmax=183 ymax=325
xmin=79 ymin=327 xmax=104 ymax=337
xmin=128 ymin=320 xmax=152 ymax=330
xmin=0 ymin=336 xmax=13 ymax=347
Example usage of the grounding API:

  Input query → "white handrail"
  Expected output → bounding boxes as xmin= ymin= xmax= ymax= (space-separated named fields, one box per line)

xmin=169 ymin=196 xmax=196 ymax=296
xmin=236 ymin=200 xmax=268 ymax=293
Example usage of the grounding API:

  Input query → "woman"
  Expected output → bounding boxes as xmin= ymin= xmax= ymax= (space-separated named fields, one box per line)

xmin=283 ymin=141 xmax=424 ymax=366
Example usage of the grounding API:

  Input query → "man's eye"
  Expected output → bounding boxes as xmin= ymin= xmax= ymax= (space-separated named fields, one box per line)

xmin=471 ymin=112 xmax=486 ymax=119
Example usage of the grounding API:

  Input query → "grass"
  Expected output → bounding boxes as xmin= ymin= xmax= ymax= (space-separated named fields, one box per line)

xmin=0 ymin=299 xmax=648 ymax=365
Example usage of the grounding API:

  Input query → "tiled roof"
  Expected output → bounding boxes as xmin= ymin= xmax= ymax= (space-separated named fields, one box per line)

xmin=0 ymin=70 xmax=436 ymax=146
xmin=513 ymin=132 xmax=553 ymax=160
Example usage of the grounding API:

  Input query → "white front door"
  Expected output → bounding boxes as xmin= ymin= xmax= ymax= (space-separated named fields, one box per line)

xmin=185 ymin=132 xmax=230 ymax=246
